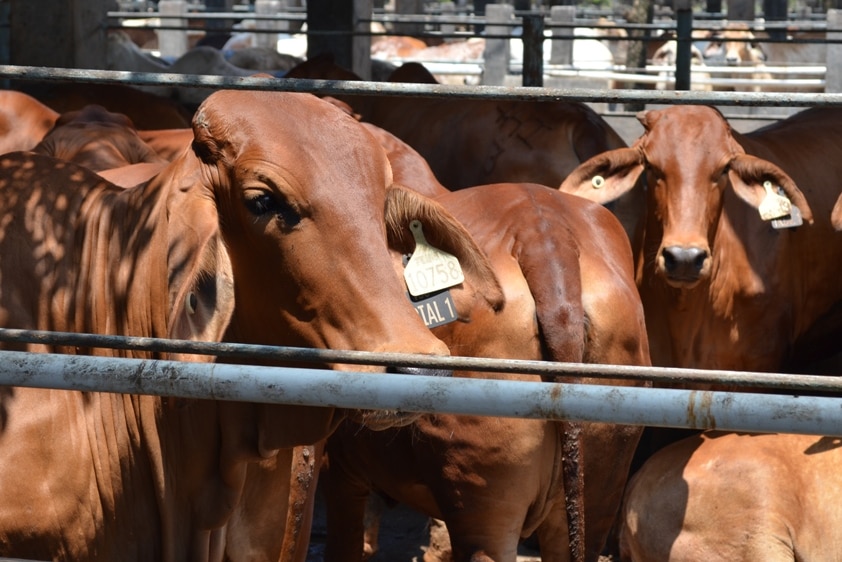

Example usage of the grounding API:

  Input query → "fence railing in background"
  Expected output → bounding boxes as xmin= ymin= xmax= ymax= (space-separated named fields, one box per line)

xmin=108 ymin=3 xmax=842 ymax=92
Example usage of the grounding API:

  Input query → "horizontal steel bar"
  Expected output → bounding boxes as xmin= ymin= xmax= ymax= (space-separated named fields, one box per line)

xmin=0 ymin=350 xmax=839 ymax=436
xmin=0 ymin=329 xmax=839 ymax=394
xmin=1 ymin=65 xmax=839 ymax=106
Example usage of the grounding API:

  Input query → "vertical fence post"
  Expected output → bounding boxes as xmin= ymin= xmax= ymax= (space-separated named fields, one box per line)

xmin=255 ymin=0 xmax=285 ymax=49
xmin=549 ymin=5 xmax=574 ymax=66
xmin=158 ymin=0 xmax=188 ymax=59
xmin=440 ymin=2 xmax=456 ymax=39
xmin=674 ymin=0 xmax=693 ymax=90
xmin=522 ymin=14 xmax=544 ymax=86
xmin=827 ymin=10 xmax=842 ymax=93
xmin=482 ymin=3 xmax=513 ymax=86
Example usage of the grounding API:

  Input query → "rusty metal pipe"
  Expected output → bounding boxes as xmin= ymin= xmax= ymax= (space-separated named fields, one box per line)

xmin=0 ymin=350 xmax=839 ymax=436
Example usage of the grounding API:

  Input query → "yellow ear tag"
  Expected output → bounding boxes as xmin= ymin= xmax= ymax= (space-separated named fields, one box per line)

xmin=403 ymin=220 xmax=465 ymax=297
xmin=592 ymin=175 xmax=605 ymax=189
xmin=758 ymin=180 xmax=792 ymax=221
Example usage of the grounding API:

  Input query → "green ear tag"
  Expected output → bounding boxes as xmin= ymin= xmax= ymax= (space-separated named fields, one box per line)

xmin=403 ymin=220 xmax=465 ymax=297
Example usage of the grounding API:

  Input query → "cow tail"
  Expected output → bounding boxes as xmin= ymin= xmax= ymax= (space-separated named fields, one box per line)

xmin=562 ymin=420 xmax=586 ymax=562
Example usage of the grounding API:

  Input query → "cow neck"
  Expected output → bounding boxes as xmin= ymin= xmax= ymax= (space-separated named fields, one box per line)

xmin=63 ymin=174 xmax=171 ymax=354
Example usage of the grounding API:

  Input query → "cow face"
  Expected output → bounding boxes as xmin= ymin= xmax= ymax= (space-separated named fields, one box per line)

xmin=559 ymin=105 xmax=812 ymax=289
xmin=703 ymin=25 xmax=767 ymax=65
xmin=165 ymin=91 xmax=489 ymax=435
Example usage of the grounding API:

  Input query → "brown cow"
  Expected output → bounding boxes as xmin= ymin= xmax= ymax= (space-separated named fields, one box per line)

xmin=619 ymin=431 xmax=842 ymax=561
xmin=23 ymin=81 xmax=193 ymax=130
xmin=0 ymin=90 xmax=59 ymax=154
xmin=284 ymin=58 xmax=628 ymax=191
xmin=33 ymin=104 xmax=165 ymax=172
xmin=560 ymin=104 xmax=842 ymax=374
xmin=702 ymin=23 xmax=773 ymax=92
xmin=0 ymin=90 xmax=511 ymax=561
xmin=310 ymin=120 xmax=650 ymax=562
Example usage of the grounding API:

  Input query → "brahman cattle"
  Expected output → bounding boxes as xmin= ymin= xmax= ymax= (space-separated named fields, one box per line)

xmin=619 ymin=431 xmax=842 ymax=561
xmin=32 ymin=104 xmax=165 ymax=173
xmin=0 ymin=90 xmax=59 ymax=154
xmin=22 ymin=82 xmax=193 ymax=129
xmin=560 ymin=104 xmax=842 ymax=374
xmin=312 ymin=121 xmax=650 ymax=562
xmin=0 ymin=89 xmax=510 ymax=561
xmin=284 ymin=58 xmax=628 ymax=191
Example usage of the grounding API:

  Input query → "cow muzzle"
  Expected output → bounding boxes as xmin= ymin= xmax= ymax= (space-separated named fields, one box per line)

xmin=658 ymin=245 xmax=711 ymax=287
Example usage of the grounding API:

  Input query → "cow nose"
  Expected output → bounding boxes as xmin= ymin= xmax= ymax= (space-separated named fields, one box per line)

xmin=387 ymin=365 xmax=452 ymax=378
xmin=661 ymin=245 xmax=709 ymax=282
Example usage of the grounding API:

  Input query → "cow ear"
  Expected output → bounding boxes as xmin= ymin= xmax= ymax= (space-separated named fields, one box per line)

xmin=832 ymin=194 xmax=842 ymax=231
xmin=558 ymin=147 xmax=644 ymax=204
xmin=728 ymin=154 xmax=815 ymax=225
xmin=384 ymin=185 xmax=505 ymax=313
xmin=166 ymin=184 xmax=236 ymax=360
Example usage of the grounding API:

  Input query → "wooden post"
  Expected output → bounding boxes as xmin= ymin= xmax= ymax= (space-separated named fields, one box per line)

xmin=395 ymin=0 xmax=425 ymax=36
xmin=255 ymin=0 xmax=287 ymax=49
xmin=9 ymin=0 xmax=109 ymax=69
xmin=482 ymin=3 xmax=513 ymax=86
xmin=158 ymin=0 xmax=188 ymax=59
xmin=549 ymin=5 xmax=574 ymax=66
xmin=827 ymin=9 xmax=842 ymax=92
xmin=307 ymin=0 xmax=372 ymax=79
xmin=674 ymin=0 xmax=693 ymax=90
xmin=726 ymin=0 xmax=755 ymax=21
xmin=440 ymin=2 xmax=456 ymax=39
xmin=522 ymin=14 xmax=544 ymax=86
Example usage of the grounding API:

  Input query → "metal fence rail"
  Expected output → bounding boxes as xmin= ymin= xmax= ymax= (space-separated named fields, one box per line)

xmin=2 ymin=64 xmax=841 ymax=107
xmin=1 ymin=349 xmax=841 ymax=436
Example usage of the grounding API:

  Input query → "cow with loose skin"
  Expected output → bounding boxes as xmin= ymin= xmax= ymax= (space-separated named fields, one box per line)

xmin=560 ymin=104 xmax=842 ymax=374
xmin=315 ymin=120 xmax=651 ymax=562
xmin=32 ymin=104 xmax=166 ymax=173
xmin=0 ymin=89 xmax=59 ymax=154
xmin=619 ymin=431 xmax=842 ymax=561
xmin=284 ymin=58 xmax=628 ymax=191
xmin=0 ymin=90 xmax=517 ymax=561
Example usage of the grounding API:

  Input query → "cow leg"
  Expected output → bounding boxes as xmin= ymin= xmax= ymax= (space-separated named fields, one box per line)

xmin=362 ymin=493 xmax=386 ymax=559
xmin=533 ymin=505 xmax=570 ymax=562
xmin=322 ymin=452 xmax=372 ymax=562
xmin=441 ymin=511 xmax=523 ymax=562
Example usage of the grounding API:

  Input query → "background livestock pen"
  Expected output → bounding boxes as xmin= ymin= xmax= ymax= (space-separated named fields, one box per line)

xmin=0 ymin=1 xmax=840 ymax=562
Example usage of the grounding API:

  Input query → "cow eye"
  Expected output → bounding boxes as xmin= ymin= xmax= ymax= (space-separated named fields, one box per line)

xmin=243 ymin=190 xmax=301 ymax=227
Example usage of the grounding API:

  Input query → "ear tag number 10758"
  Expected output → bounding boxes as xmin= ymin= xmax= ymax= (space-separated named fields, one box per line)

xmin=403 ymin=220 xmax=465 ymax=297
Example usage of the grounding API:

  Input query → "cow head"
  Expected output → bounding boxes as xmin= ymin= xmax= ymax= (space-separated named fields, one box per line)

xmin=157 ymin=91 xmax=509 ymax=441
xmin=559 ymin=105 xmax=812 ymax=289
xmin=703 ymin=24 xmax=767 ymax=65
xmin=33 ymin=105 xmax=166 ymax=172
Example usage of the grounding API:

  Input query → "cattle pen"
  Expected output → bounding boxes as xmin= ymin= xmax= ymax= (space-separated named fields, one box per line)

xmin=0 ymin=328 xmax=839 ymax=435
xmin=0 ymin=2 xmax=842 ymax=561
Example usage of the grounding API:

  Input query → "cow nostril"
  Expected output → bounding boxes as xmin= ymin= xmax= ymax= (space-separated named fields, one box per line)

xmin=387 ymin=365 xmax=452 ymax=378
xmin=661 ymin=246 xmax=709 ymax=281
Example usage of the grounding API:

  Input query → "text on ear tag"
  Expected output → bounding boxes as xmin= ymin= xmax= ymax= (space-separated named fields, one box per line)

xmin=758 ymin=180 xmax=792 ymax=221
xmin=403 ymin=220 xmax=465 ymax=297
xmin=408 ymin=290 xmax=458 ymax=328
xmin=771 ymin=203 xmax=803 ymax=229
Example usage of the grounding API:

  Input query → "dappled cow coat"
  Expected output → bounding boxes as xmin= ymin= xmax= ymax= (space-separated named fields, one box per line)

xmin=0 ymin=90 xmax=498 ymax=561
